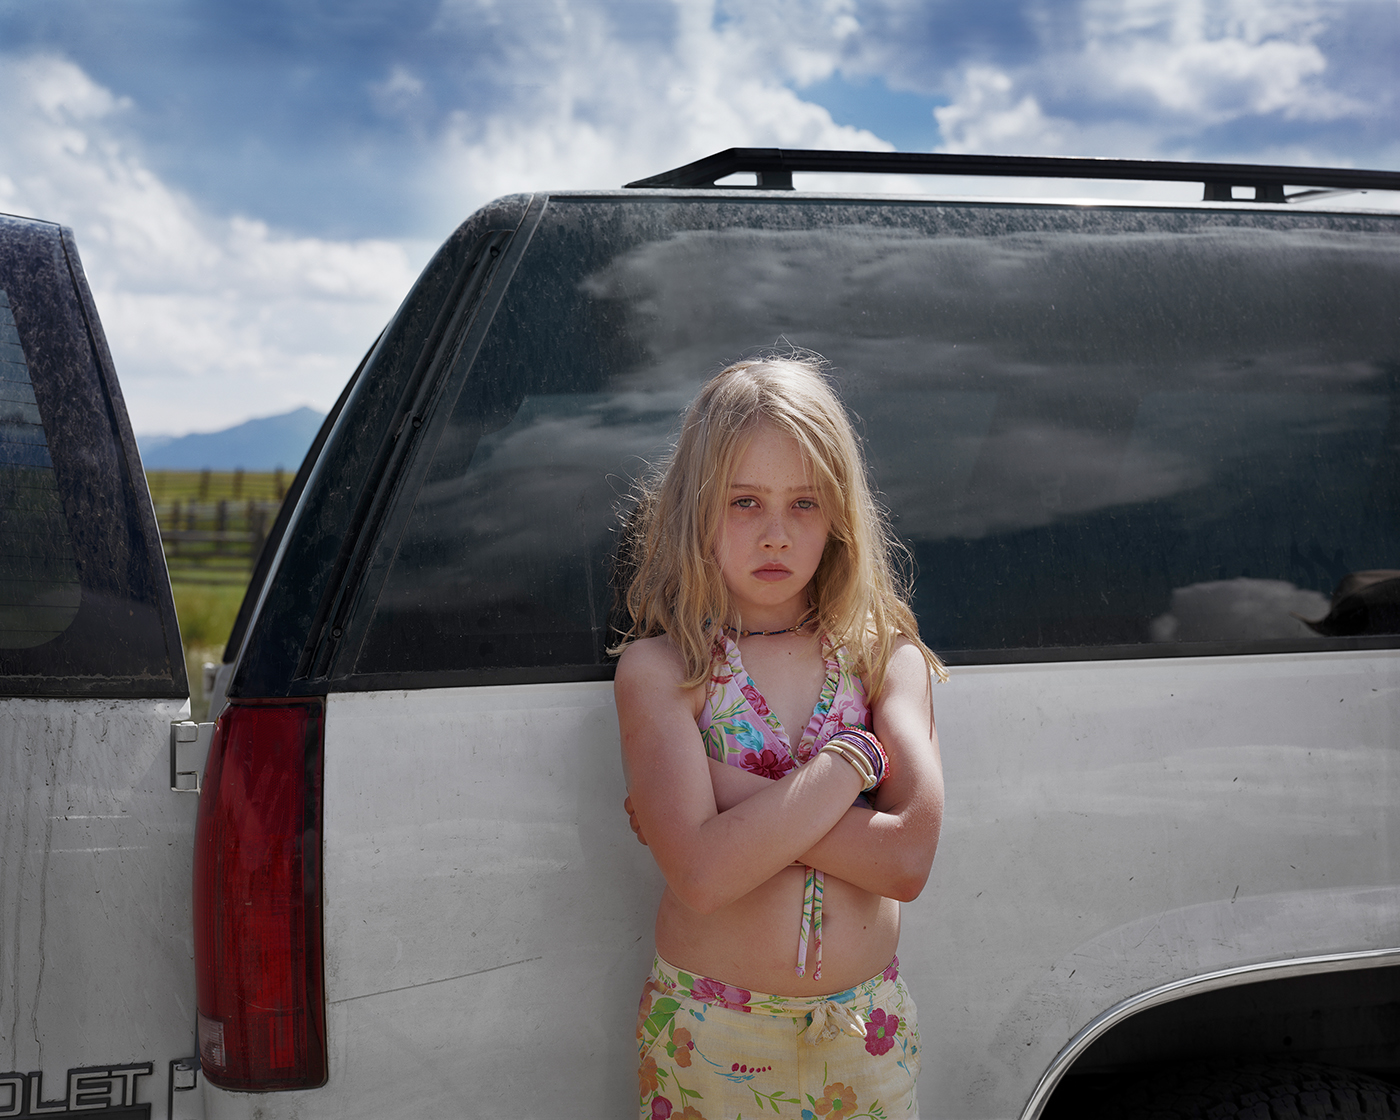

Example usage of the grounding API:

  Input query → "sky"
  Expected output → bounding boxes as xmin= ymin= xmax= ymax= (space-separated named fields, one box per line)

xmin=1 ymin=0 xmax=1397 ymax=436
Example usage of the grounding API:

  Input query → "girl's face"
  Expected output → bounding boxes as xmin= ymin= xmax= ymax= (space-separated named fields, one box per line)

xmin=714 ymin=422 xmax=830 ymax=627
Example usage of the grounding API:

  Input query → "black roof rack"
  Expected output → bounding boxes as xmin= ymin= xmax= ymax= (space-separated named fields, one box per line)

xmin=625 ymin=148 xmax=1400 ymax=203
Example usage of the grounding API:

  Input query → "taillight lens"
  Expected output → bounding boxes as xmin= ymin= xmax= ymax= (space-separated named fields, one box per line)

xmin=194 ymin=700 xmax=326 ymax=1090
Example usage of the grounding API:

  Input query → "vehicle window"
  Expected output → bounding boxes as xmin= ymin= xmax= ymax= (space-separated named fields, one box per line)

xmin=348 ymin=199 xmax=1400 ymax=682
xmin=0 ymin=219 xmax=184 ymax=697
xmin=0 ymin=288 xmax=81 ymax=648
xmin=354 ymin=389 xmax=681 ymax=676
xmin=229 ymin=207 xmax=531 ymax=701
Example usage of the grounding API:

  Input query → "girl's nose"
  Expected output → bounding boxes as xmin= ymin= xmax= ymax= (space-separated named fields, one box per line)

xmin=761 ymin=512 xmax=791 ymax=549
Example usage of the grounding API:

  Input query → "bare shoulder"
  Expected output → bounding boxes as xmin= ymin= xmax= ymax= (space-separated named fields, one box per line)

xmin=869 ymin=636 xmax=937 ymax=752
xmin=871 ymin=635 xmax=942 ymax=817
xmin=615 ymin=635 xmax=704 ymax=719
xmin=615 ymin=634 xmax=685 ymax=688
xmin=882 ymin=636 xmax=936 ymax=702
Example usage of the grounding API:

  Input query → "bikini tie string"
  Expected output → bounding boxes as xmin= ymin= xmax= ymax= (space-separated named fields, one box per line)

xmin=804 ymin=999 xmax=867 ymax=1045
xmin=794 ymin=865 xmax=824 ymax=979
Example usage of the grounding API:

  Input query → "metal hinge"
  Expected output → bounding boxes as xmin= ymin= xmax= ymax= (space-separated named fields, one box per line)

xmin=170 ymin=721 xmax=215 ymax=793
xmin=169 ymin=1056 xmax=203 ymax=1120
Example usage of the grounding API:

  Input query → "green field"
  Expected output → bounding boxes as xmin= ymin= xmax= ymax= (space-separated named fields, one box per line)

xmin=148 ymin=469 xmax=287 ymax=717
xmin=148 ymin=468 xmax=287 ymax=590
xmin=147 ymin=467 xmax=291 ymax=504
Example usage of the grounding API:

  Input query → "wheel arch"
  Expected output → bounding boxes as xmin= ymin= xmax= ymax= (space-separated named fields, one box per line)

xmin=1023 ymin=947 xmax=1400 ymax=1120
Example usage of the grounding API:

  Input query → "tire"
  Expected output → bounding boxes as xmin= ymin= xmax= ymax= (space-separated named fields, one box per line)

xmin=1091 ymin=1062 xmax=1400 ymax=1120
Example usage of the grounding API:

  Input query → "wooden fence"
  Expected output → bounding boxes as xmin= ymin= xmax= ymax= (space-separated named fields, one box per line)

xmin=148 ymin=470 xmax=287 ymax=586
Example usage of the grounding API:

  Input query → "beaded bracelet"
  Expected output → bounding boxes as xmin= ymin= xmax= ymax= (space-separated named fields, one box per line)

xmin=822 ymin=738 xmax=875 ymax=789
xmin=846 ymin=729 xmax=890 ymax=790
xmin=820 ymin=728 xmax=890 ymax=792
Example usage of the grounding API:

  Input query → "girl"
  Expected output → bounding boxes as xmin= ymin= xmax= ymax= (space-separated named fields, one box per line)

xmin=613 ymin=356 xmax=947 ymax=1120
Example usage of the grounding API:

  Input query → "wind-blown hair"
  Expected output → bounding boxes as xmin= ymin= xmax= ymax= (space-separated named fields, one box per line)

xmin=612 ymin=356 xmax=947 ymax=701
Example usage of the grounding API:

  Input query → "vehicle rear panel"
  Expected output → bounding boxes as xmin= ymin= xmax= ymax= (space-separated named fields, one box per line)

xmin=2 ymin=698 xmax=197 ymax=1119
xmin=197 ymin=648 xmax=1397 ymax=1119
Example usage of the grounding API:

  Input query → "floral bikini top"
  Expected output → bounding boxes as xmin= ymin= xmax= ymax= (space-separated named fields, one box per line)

xmin=698 ymin=633 xmax=872 ymax=981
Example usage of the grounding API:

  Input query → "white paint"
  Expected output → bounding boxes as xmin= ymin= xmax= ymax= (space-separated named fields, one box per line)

xmin=193 ymin=648 xmax=1397 ymax=1119
xmin=0 ymin=696 xmax=198 ymax=1119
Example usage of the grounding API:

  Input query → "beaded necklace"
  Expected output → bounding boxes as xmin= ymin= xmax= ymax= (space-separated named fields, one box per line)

xmin=723 ymin=608 xmax=817 ymax=638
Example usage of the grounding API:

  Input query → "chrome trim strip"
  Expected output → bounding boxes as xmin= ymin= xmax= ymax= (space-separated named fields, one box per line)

xmin=1019 ymin=946 xmax=1400 ymax=1120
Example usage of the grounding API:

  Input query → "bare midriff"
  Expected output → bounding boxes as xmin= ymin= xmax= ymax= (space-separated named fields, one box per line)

xmin=654 ymin=865 xmax=900 ymax=996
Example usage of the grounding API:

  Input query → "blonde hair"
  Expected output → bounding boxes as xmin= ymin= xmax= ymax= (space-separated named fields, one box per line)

xmin=611 ymin=355 xmax=947 ymax=700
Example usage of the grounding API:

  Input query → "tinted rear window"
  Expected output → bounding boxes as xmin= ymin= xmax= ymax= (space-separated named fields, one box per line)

xmin=0 ymin=288 xmax=82 ymax=648
xmin=339 ymin=197 xmax=1400 ymax=685
xmin=0 ymin=218 xmax=184 ymax=697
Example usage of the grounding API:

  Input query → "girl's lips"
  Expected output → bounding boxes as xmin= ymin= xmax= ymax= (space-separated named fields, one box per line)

xmin=752 ymin=565 xmax=791 ymax=581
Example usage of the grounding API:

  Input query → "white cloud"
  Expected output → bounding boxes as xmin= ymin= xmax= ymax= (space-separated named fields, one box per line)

xmin=1075 ymin=0 xmax=1364 ymax=123
xmin=1149 ymin=578 xmax=1330 ymax=643
xmin=928 ymin=0 xmax=1375 ymax=162
xmin=0 ymin=54 xmax=420 ymax=435
xmin=934 ymin=65 xmax=1076 ymax=155
xmin=371 ymin=65 xmax=430 ymax=129
xmin=427 ymin=0 xmax=889 ymax=217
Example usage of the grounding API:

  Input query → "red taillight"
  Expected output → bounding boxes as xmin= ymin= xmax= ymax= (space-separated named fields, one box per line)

xmin=194 ymin=700 xmax=326 ymax=1091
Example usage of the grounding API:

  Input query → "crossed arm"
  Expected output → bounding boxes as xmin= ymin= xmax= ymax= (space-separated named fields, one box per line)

xmin=617 ymin=635 xmax=866 ymax=914
xmin=620 ymin=637 xmax=944 ymax=906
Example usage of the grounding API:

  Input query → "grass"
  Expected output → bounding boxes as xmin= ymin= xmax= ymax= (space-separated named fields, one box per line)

xmin=171 ymin=580 xmax=248 ymax=649
xmin=151 ymin=470 xmax=286 ymax=718
xmin=149 ymin=469 xmax=286 ymax=588
xmin=173 ymin=582 xmax=248 ymax=721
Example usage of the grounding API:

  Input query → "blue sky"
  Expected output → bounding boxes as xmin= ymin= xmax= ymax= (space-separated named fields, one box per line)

xmin=1 ymin=0 xmax=1397 ymax=434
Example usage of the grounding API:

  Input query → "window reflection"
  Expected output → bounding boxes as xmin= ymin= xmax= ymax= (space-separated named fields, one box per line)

xmin=0 ymin=290 xmax=81 ymax=649
xmin=356 ymin=201 xmax=1400 ymax=675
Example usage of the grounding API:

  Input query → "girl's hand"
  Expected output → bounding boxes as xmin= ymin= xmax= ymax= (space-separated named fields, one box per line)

xmin=624 ymin=793 xmax=647 ymax=846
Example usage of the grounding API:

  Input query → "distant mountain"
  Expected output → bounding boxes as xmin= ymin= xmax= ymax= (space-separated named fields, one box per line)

xmin=139 ymin=406 xmax=326 ymax=471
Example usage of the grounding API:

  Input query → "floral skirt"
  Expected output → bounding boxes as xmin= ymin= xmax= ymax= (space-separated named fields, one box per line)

xmin=636 ymin=953 xmax=919 ymax=1120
